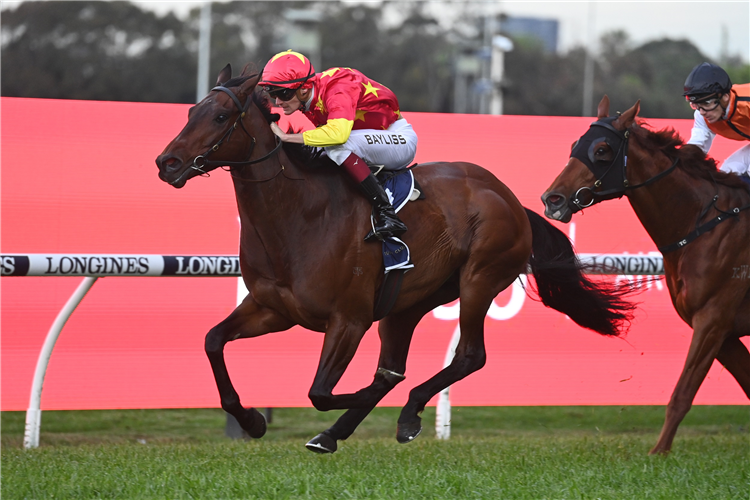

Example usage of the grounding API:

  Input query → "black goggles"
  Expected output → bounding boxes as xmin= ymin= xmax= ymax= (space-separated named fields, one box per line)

xmin=686 ymin=95 xmax=721 ymax=112
xmin=265 ymin=85 xmax=299 ymax=102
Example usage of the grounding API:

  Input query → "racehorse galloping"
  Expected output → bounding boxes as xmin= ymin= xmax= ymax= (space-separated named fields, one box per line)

xmin=542 ymin=95 xmax=750 ymax=455
xmin=156 ymin=66 xmax=635 ymax=453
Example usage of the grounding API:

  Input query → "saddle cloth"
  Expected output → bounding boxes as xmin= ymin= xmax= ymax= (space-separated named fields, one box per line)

xmin=378 ymin=169 xmax=416 ymax=273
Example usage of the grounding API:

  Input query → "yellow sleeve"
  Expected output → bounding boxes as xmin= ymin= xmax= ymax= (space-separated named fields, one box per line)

xmin=302 ymin=118 xmax=354 ymax=147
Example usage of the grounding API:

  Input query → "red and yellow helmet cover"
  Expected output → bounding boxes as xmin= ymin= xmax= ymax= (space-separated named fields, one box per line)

xmin=259 ymin=50 xmax=315 ymax=90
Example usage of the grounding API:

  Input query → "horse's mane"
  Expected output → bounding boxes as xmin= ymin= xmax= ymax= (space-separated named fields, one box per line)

xmin=631 ymin=122 xmax=750 ymax=193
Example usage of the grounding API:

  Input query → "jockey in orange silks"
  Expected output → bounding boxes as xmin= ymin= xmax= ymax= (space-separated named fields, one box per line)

xmin=684 ymin=62 xmax=750 ymax=184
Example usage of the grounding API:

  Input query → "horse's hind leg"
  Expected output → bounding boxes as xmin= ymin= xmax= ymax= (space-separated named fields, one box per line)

xmin=716 ymin=335 xmax=750 ymax=399
xmin=205 ymin=293 xmax=294 ymax=438
xmin=307 ymin=284 xmax=460 ymax=453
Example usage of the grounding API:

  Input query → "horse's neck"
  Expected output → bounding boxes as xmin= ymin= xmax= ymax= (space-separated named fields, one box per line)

xmin=625 ymin=146 xmax=713 ymax=250
xmin=232 ymin=153 xmax=354 ymax=276
xmin=233 ymin=150 xmax=318 ymax=228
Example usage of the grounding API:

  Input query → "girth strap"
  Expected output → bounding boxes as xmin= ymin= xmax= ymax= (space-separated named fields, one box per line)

xmin=373 ymin=268 xmax=406 ymax=320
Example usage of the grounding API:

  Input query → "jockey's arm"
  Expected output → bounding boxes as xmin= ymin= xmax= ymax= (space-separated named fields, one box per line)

xmin=302 ymin=118 xmax=354 ymax=147
xmin=686 ymin=110 xmax=715 ymax=153
xmin=269 ymin=122 xmax=305 ymax=144
xmin=270 ymin=118 xmax=354 ymax=146
xmin=270 ymin=88 xmax=357 ymax=147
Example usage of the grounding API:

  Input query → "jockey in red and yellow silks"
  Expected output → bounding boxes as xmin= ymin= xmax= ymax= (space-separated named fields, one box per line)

xmin=299 ymin=67 xmax=402 ymax=146
xmin=259 ymin=50 xmax=418 ymax=241
xmin=684 ymin=63 xmax=750 ymax=181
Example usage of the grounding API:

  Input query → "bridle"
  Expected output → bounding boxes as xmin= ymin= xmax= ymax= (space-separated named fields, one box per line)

xmin=569 ymin=116 xmax=749 ymax=254
xmin=175 ymin=84 xmax=283 ymax=184
xmin=569 ymin=116 xmax=679 ymax=210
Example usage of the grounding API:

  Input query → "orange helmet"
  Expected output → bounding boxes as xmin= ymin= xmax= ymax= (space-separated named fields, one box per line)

xmin=259 ymin=50 xmax=315 ymax=98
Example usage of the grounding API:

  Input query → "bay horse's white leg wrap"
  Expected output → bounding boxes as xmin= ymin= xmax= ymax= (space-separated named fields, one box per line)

xmin=376 ymin=367 xmax=405 ymax=382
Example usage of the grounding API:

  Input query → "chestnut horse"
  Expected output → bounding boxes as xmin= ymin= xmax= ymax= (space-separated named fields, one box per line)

xmin=542 ymin=95 xmax=750 ymax=455
xmin=156 ymin=66 xmax=635 ymax=453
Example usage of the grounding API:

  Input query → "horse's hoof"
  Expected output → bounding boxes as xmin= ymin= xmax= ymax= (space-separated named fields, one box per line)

xmin=305 ymin=433 xmax=337 ymax=454
xmin=239 ymin=408 xmax=267 ymax=439
xmin=396 ymin=421 xmax=422 ymax=444
xmin=648 ymin=446 xmax=671 ymax=456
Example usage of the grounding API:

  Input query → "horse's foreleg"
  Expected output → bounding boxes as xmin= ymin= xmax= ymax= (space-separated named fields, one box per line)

xmin=305 ymin=368 xmax=405 ymax=454
xmin=204 ymin=293 xmax=294 ymax=438
xmin=306 ymin=315 xmax=371 ymax=412
xmin=651 ymin=312 xmax=730 ymax=455
xmin=307 ymin=295 xmax=448 ymax=453
xmin=306 ymin=284 xmax=462 ymax=453
xmin=396 ymin=282 xmax=499 ymax=444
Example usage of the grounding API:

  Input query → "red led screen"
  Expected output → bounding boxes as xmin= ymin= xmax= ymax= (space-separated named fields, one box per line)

xmin=2 ymin=97 xmax=748 ymax=410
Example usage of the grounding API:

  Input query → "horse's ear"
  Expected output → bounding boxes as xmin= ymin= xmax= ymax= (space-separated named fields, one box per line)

xmin=216 ymin=64 xmax=232 ymax=86
xmin=596 ymin=95 xmax=610 ymax=119
xmin=240 ymin=74 xmax=259 ymax=95
xmin=617 ymin=100 xmax=641 ymax=129
xmin=239 ymin=63 xmax=254 ymax=77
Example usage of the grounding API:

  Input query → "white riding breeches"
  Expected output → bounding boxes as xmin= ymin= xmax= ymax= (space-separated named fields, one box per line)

xmin=325 ymin=118 xmax=418 ymax=171
xmin=721 ymin=143 xmax=750 ymax=176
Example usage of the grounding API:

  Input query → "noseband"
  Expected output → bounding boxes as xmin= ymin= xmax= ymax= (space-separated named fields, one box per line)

xmin=569 ymin=117 xmax=678 ymax=210
xmin=188 ymin=85 xmax=283 ymax=177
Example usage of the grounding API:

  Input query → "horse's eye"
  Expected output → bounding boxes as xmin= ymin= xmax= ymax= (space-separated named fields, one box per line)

xmin=215 ymin=114 xmax=229 ymax=124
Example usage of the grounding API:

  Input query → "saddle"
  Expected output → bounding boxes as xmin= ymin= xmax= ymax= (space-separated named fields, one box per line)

xmin=370 ymin=163 xmax=425 ymax=201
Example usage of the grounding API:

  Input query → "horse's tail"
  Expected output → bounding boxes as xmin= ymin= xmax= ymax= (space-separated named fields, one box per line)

xmin=523 ymin=207 xmax=637 ymax=336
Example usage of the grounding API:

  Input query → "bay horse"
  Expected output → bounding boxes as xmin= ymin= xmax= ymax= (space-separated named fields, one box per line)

xmin=156 ymin=65 xmax=635 ymax=453
xmin=542 ymin=95 xmax=750 ymax=455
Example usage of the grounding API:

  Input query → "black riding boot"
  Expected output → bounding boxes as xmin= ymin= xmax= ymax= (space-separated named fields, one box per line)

xmin=359 ymin=173 xmax=408 ymax=241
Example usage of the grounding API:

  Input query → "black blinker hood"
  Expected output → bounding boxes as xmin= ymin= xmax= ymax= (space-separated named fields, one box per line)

xmin=569 ymin=116 xmax=630 ymax=203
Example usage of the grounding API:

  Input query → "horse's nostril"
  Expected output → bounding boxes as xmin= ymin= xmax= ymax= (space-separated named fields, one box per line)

xmin=546 ymin=194 xmax=564 ymax=207
xmin=157 ymin=155 xmax=182 ymax=174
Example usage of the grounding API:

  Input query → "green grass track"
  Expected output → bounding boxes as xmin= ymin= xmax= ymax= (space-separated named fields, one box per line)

xmin=2 ymin=406 xmax=748 ymax=499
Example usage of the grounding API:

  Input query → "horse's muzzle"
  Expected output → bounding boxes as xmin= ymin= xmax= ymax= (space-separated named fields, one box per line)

xmin=541 ymin=191 xmax=573 ymax=223
xmin=155 ymin=154 xmax=188 ymax=188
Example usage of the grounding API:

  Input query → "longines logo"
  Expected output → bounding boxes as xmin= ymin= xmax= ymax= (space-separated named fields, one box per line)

xmin=167 ymin=256 xmax=240 ymax=276
xmin=2 ymin=254 xmax=242 ymax=276
xmin=45 ymin=255 xmax=150 ymax=275
xmin=586 ymin=254 xmax=664 ymax=275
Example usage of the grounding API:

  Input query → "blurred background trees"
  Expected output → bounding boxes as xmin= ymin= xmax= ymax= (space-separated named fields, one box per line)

xmin=2 ymin=0 xmax=749 ymax=118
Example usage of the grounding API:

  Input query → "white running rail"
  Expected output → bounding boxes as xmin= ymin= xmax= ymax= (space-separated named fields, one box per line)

xmin=2 ymin=252 xmax=664 ymax=448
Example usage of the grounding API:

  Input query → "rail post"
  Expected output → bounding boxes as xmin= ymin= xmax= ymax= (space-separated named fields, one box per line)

xmin=23 ymin=276 xmax=99 ymax=449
